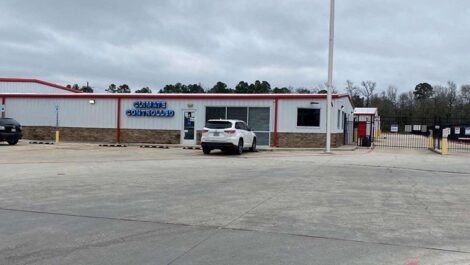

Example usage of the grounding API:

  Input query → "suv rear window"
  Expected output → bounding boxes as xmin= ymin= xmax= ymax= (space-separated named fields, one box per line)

xmin=205 ymin=121 xmax=232 ymax=129
xmin=0 ymin=118 xmax=16 ymax=124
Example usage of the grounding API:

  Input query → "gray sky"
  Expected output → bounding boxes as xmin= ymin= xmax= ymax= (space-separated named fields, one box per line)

xmin=1 ymin=0 xmax=469 ymax=93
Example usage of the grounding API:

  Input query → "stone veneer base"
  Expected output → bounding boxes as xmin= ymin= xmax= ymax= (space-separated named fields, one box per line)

xmin=22 ymin=126 xmax=344 ymax=147
xmin=22 ymin=126 xmax=180 ymax=144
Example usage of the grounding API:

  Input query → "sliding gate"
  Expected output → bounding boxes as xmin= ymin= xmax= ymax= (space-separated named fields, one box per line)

xmin=374 ymin=117 xmax=432 ymax=149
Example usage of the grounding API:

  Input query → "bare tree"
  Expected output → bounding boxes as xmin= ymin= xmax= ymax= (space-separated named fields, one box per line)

xmin=447 ymin=81 xmax=458 ymax=116
xmin=462 ymin=84 xmax=470 ymax=104
xmin=359 ymin=81 xmax=376 ymax=107
xmin=345 ymin=80 xmax=358 ymax=97
xmin=386 ymin=85 xmax=397 ymax=104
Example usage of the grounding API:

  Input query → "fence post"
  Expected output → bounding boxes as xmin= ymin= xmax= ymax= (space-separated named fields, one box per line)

xmin=441 ymin=138 xmax=448 ymax=155
xmin=55 ymin=130 xmax=60 ymax=143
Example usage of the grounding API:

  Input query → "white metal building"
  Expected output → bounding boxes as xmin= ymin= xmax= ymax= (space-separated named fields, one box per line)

xmin=0 ymin=78 xmax=354 ymax=147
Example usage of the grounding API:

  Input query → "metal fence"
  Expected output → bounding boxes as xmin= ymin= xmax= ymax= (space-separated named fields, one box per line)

xmin=373 ymin=117 xmax=470 ymax=153
xmin=374 ymin=117 xmax=431 ymax=149
xmin=443 ymin=125 xmax=470 ymax=153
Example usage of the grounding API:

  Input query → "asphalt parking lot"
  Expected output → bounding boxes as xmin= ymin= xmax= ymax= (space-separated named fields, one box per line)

xmin=1 ymin=141 xmax=470 ymax=265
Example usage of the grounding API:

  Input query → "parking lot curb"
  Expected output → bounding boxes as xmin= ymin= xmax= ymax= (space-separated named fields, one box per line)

xmin=98 ymin=144 xmax=127 ymax=147
xmin=182 ymin=146 xmax=201 ymax=150
xmin=258 ymin=146 xmax=358 ymax=152
xmin=29 ymin=141 xmax=54 ymax=145
xmin=140 ymin=145 xmax=169 ymax=149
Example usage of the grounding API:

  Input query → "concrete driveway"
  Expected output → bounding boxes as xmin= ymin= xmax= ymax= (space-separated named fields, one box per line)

xmin=1 ymin=142 xmax=470 ymax=265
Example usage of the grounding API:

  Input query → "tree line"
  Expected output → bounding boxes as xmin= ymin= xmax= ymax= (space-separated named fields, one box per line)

xmin=67 ymin=79 xmax=470 ymax=122
xmin=67 ymin=80 xmax=334 ymax=94
xmin=345 ymin=80 xmax=470 ymax=123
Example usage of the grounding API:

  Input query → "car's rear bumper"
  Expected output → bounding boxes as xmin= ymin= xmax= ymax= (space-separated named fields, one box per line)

xmin=0 ymin=132 xmax=23 ymax=141
xmin=201 ymin=142 xmax=237 ymax=150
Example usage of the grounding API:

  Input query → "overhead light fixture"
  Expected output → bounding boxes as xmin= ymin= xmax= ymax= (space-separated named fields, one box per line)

xmin=89 ymin=99 xmax=96 ymax=105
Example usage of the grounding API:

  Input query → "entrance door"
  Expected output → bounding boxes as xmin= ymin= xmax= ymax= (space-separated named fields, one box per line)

xmin=182 ymin=110 xmax=196 ymax=145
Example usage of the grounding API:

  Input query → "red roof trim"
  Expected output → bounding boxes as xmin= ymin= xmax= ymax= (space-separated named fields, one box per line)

xmin=0 ymin=78 xmax=353 ymax=105
xmin=0 ymin=78 xmax=82 ymax=93
xmin=0 ymin=93 xmax=351 ymax=100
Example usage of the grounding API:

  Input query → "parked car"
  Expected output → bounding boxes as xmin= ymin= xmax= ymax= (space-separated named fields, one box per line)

xmin=0 ymin=118 xmax=22 ymax=145
xmin=201 ymin=119 xmax=256 ymax=155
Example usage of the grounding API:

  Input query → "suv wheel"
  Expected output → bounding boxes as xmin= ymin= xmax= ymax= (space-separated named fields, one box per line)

xmin=7 ymin=139 xmax=19 ymax=145
xmin=235 ymin=139 xmax=243 ymax=155
xmin=202 ymin=147 xmax=211 ymax=154
xmin=249 ymin=138 xmax=257 ymax=152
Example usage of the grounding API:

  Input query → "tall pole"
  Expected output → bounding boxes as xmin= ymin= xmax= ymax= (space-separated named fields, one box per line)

xmin=326 ymin=0 xmax=335 ymax=153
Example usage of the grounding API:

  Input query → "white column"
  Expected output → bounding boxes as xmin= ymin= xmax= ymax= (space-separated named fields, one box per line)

xmin=326 ymin=0 xmax=335 ymax=153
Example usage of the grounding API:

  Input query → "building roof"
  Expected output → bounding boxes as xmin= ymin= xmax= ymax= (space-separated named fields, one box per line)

xmin=0 ymin=78 xmax=353 ymax=105
xmin=0 ymin=92 xmax=352 ymax=102
xmin=0 ymin=78 xmax=82 ymax=93
xmin=354 ymin=107 xmax=378 ymax=115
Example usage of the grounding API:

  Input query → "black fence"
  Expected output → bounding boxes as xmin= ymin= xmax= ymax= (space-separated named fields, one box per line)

xmin=443 ymin=125 xmax=470 ymax=153
xmin=374 ymin=117 xmax=470 ymax=152
xmin=374 ymin=117 xmax=431 ymax=149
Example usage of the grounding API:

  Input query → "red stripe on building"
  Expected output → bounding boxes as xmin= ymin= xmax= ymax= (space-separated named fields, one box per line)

xmin=0 ymin=93 xmax=351 ymax=101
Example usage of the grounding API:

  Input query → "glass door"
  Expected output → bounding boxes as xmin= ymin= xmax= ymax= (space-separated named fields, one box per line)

xmin=182 ymin=110 xmax=196 ymax=145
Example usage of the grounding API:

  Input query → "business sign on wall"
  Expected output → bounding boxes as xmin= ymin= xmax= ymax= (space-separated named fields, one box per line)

xmin=126 ymin=101 xmax=175 ymax=117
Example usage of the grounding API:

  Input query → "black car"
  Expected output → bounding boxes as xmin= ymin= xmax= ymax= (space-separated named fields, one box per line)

xmin=0 ymin=118 xmax=22 ymax=145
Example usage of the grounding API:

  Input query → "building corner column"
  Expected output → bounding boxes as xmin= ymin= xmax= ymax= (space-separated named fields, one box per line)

xmin=116 ymin=97 xmax=121 ymax=143
xmin=273 ymin=98 xmax=279 ymax=147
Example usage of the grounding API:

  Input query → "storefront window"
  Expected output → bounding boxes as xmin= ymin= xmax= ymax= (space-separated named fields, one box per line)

xmin=297 ymin=108 xmax=320 ymax=127
xmin=254 ymin=132 xmax=270 ymax=146
xmin=206 ymin=107 xmax=226 ymax=121
xmin=248 ymin=107 xmax=270 ymax=131
xmin=227 ymin=107 xmax=247 ymax=122
xmin=248 ymin=107 xmax=270 ymax=145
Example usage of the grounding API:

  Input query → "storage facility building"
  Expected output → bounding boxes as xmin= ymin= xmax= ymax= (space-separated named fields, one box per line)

xmin=0 ymin=78 xmax=354 ymax=147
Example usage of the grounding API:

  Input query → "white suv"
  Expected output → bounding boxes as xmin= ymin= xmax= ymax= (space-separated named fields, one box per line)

xmin=201 ymin=119 xmax=257 ymax=155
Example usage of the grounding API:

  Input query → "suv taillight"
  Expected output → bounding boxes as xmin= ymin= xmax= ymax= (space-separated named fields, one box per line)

xmin=224 ymin=130 xmax=236 ymax=134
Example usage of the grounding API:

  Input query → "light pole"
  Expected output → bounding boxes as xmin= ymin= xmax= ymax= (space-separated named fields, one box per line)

xmin=326 ymin=0 xmax=335 ymax=153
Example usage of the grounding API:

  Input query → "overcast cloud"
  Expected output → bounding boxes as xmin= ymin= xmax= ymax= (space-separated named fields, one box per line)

xmin=1 ymin=0 xmax=469 ymax=92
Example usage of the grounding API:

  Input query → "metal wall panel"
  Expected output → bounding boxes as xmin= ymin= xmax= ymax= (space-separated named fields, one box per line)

xmin=277 ymin=99 xmax=326 ymax=133
xmin=0 ymin=82 xmax=73 ymax=94
xmin=5 ymin=98 xmax=117 ymax=128
xmin=277 ymin=98 xmax=353 ymax=133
